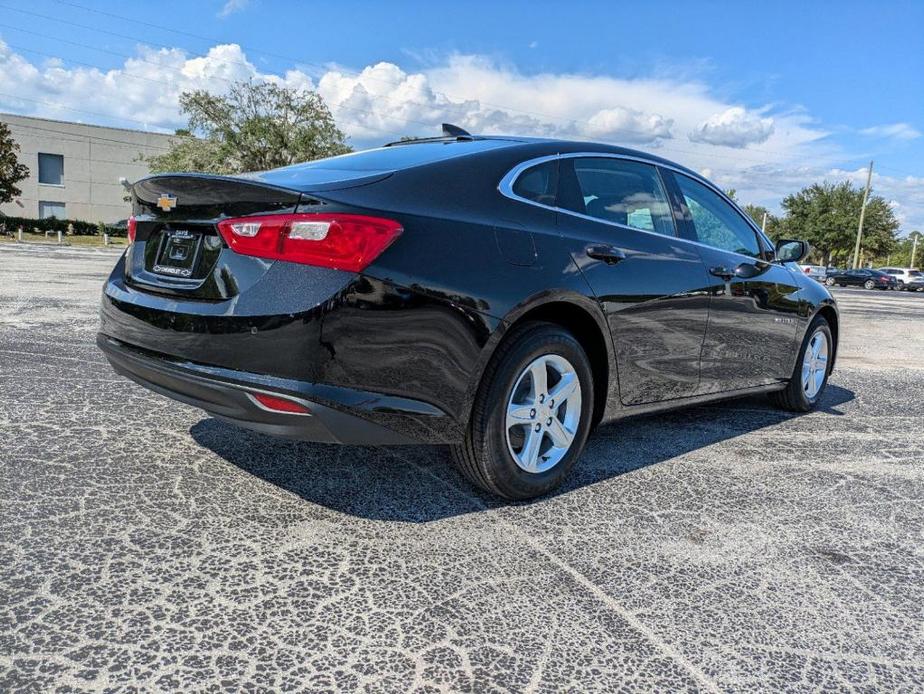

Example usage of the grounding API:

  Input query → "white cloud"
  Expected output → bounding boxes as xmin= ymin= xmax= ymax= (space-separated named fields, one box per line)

xmin=689 ymin=107 xmax=775 ymax=148
xmin=218 ymin=0 xmax=250 ymax=18
xmin=585 ymin=107 xmax=673 ymax=143
xmin=0 ymin=39 xmax=920 ymax=230
xmin=859 ymin=122 xmax=921 ymax=141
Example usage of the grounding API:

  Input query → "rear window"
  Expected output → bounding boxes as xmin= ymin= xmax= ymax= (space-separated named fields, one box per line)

xmin=285 ymin=140 xmax=516 ymax=172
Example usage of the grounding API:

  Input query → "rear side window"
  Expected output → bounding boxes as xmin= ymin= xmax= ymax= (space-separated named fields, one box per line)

xmin=512 ymin=160 xmax=558 ymax=206
xmin=675 ymin=174 xmax=761 ymax=258
xmin=564 ymin=158 xmax=675 ymax=236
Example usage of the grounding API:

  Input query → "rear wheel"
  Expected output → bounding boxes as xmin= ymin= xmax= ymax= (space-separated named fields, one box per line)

xmin=864 ymin=279 xmax=876 ymax=289
xmin=769 ymin=316 xmax=832 ymax=412
xmin=825 ymin=277 xmax=836 ymax=287
xmin=451 ymin=321 xmax=594 ymax=500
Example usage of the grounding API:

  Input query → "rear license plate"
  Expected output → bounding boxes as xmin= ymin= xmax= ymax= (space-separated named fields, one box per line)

xmin=153 ymin=229 xmax=202 ymax=278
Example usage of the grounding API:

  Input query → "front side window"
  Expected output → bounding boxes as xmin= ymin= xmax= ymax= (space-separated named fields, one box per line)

xmin=39 ymin=201 xmax=66 ymax=219
xmin=675 ymin=174 xmax=760 ymax=257
xmin=512 ymin=160 xmax=558 ymax=206
xmin=564 ymin=158 xmax=674 ymax=236
xmin=38 ymin=153 xmax=64 ymax=185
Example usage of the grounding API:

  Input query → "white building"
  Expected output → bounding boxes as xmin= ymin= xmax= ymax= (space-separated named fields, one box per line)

xmin=0 ymin=113 xmax=176 ymax=224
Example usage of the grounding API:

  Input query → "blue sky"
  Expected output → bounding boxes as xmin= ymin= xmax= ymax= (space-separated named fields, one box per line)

xmin=0 ymin=0 xmax=921 ymax=230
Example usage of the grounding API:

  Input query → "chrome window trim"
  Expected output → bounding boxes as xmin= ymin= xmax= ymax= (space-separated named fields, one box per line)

xmin=498 ymin=151 xmax=777 ymax=261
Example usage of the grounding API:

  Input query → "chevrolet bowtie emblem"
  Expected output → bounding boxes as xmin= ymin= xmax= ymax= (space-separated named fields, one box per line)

xmin=156 ymin=194 xmax=177 ymax=212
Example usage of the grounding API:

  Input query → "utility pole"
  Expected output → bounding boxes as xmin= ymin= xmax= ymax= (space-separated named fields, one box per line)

xmin=911 ymin=232 xmax=920 ymax=268
xmin=851 ymin=161 xmax=874 ymax=269
xmin=761 ymin=212 xmax=768 ymax=234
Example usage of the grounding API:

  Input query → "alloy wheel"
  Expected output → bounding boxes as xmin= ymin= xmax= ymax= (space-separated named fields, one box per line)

xmin=801 ymin=329 xmax=828 ymax=399
xmin=505 ymin=354 xmax=582 ymax=473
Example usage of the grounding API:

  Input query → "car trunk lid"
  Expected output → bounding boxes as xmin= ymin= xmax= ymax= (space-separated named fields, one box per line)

xmin=126 ymin=173 xmax=370 ymax=300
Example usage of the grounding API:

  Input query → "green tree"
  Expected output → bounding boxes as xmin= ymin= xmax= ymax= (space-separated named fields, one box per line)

xmin=886 ymin=231 xmax=923 ymax=268
xmin=741 ymin=203 xmax=784 ymax=242
xmin=146 ymin=81 xmax=351 ymax=175
xmin=780 ymin=181 xmax=899 ymax=266
xmin=0 ymin=122 xmax=30 ymax=205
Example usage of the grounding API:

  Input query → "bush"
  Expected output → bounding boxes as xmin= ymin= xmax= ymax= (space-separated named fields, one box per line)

xmin=0 ymin=215 xmax=127 ymax=237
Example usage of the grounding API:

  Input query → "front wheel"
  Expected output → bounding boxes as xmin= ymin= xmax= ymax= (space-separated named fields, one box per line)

xmin=825 ymin=277 xmax=836 ymax=287
xmin=451 ymin=321 xmax=594 ymax=500
xmin=769 ymin=316 xmax=832 ymax=412
xmin=864 ymin=280 xmax=876 ymax=289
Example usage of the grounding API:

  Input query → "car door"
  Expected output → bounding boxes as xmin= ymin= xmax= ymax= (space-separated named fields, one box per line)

xmin=554 ymin=156 xmax=712 ymax=405
xmin=661 ymin=170 xmax=802 ymax=394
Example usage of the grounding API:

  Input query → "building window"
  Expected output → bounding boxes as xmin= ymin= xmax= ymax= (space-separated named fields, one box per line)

xmin=38 ymin=153 xmax=64 ymax=185
xmin=39 ymin=201 xmax=66 ymax=219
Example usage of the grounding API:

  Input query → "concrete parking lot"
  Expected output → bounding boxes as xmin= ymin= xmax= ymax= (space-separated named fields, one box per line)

xmin=2 ymin=243 xmax=923 ymax=692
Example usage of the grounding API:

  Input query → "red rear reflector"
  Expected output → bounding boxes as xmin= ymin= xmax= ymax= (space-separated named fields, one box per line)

xmin=250 ymin=392 xmax=312 ymax=414
xmin=127 ymin=215 xmax=137 ymax=244
xmin=216 ymin=213 xmax=402 ymax=272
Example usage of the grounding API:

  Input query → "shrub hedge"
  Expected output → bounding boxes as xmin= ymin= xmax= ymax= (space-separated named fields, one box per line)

xmin=0 ymin=215 xmax=128 ymax=237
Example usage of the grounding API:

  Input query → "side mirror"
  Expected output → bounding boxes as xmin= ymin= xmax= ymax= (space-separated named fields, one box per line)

xmin=775 ymin=239 xmax=809 ymax=263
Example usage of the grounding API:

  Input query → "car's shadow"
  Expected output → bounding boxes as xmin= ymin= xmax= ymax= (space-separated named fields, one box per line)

xmin=190 ymin=384 xmax=856 ymax=523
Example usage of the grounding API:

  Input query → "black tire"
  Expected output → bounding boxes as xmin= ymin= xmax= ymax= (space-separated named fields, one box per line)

xmin=769 ymin=315 xmax=833 ymax=412
xmin=451 ymin=321 xmax=594 ymax=500
xmin=864 ymin=279 xmax=875 ymax=289
xmin=824 ymin=277 xmax=835 ymax=287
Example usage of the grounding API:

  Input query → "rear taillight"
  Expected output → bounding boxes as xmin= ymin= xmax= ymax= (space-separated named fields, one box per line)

xmin=216 ymin=213 xmax=403 ymax=272
xmin=127 ymin=215 xmax=137 ymax=244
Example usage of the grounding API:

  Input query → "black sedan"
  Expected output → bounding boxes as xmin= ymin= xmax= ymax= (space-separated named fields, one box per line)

xmin=825 ymin=268 xmax=898 ymax=290
xmin=99 ymin=126 xmax=838 ymax=499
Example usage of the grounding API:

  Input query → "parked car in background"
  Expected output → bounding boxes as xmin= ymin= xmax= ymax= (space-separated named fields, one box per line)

xmin=825 ymin=268 xmax=898 ymax=289
xmin=799 ymin=264 xmax=827 ymax=282
xmin=877 ymin=267 xmax=922 ymax=289
xmin=904 ymin=275 xmax=924 ymax=292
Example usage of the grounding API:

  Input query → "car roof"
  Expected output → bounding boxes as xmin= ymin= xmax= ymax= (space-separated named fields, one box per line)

xmin=247 ymin=133 xmax=710 ymax=192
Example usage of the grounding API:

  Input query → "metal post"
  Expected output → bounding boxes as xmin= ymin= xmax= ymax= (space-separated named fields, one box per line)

xmin=761 ymin=212 xmax=768 ymax=233
xmin=104 ymin=233 xmax=110 ymax=246
xmin=57 ymin=230 xmax=62 ymax=245
xmin=18 ymin=228 xmax=22 ymax=242
xmin=851 ymin=161 xmax=874 ymax=269
xmin=912 ymin=234 xmax=919 ymax=268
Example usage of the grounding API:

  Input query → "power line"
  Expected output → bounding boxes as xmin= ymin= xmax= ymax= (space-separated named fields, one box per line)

xmin=2 ymin=4 xmax=919 ymax=180
xmin=6 ymin=122 xmax=175 ymax=152
xmin=0 ymin=2 xmax=811 ymax=162
xmin=0 ymin=19 xmax=457 ymax=140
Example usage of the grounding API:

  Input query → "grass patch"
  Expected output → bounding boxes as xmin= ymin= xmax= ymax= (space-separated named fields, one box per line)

xmin=0 ymin=232 xmax=127 ymax=248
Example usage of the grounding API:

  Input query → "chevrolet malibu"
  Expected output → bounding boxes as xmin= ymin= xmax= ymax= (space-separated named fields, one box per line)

xmin=99 ymin=127 xmax=838 ymax=499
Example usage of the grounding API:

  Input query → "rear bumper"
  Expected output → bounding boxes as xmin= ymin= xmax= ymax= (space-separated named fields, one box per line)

xmin=98 ymin=334 xmax=451 ymax=445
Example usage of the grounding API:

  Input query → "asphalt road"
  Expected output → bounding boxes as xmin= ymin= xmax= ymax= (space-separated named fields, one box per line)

xmin=2 ymin=244 xmax=923 ymax=692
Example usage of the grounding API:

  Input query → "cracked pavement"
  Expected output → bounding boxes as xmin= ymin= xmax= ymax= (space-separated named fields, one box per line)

xmin=1 ymin=243 xmax=923 ymax=692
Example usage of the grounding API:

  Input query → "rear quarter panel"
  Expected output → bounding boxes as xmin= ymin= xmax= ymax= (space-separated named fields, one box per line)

xmin=308 ymin=147 xmax=607 ymax=424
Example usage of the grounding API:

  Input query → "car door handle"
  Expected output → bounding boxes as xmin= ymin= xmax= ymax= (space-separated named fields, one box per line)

xmin=586 ymin=244 xmax=626 ymax=265
xmin=709 ymin=266 xmax=734 ymax=281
